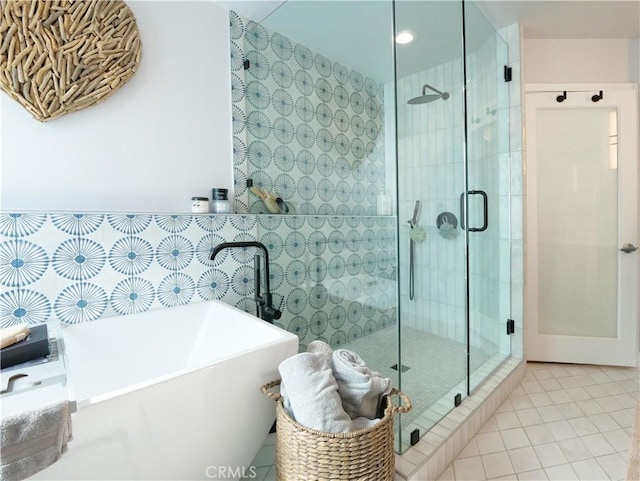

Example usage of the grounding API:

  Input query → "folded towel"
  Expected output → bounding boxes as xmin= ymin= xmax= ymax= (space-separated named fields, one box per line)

xmin=279 ymin=352 xmax=355 ymax=433
xmin=1 ymin=400 xmax=72 ymax=481
xmin=0 ymin=324 xmax=31 ymax=350
xmin=332 ymin=349 xmax=392 ymax=419
xmin=279 ymin=382 xmax=380 ymax=433
xmin=351 ymin=416 xmax=381 ymax=431
xmin=306 ymin=340 xmax=333 ymax=360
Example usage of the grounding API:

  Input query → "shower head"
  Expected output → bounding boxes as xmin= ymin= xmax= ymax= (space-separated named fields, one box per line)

xmin=408 ymin=84 xmax=450 ymax=105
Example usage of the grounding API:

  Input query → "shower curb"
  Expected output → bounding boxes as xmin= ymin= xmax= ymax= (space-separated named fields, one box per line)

xmin=395 ymin=357 xmax=527 ymax=480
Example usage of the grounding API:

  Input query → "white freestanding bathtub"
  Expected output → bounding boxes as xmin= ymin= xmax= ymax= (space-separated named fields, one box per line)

xmin=22 ymin=301 xmax=298 ymax=480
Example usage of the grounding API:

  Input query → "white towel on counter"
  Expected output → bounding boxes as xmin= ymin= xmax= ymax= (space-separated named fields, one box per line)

xmin=332 ymin=349 xmax=392 ymax=420
xmin=0 ymin=324 xmax=30 ymax=350
xmin=279 ymin=352 xmax=379 ymax=433
xmin=0 ymin=400 xmax=72 ymax=481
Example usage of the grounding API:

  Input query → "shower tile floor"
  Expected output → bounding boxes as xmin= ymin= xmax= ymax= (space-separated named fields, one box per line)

xmin=345 ymin=326 xmax=492 ymax=435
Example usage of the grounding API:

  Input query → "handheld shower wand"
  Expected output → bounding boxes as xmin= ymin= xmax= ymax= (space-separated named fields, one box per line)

xmin=408 ymin=200 xmax=421 ymax=228
xmin=408 ymin=201 xmax=421 ymax=301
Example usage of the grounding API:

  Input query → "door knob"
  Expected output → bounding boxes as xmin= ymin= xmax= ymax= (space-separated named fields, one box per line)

xmin=620 ymin=243 xmax=638 ymax=253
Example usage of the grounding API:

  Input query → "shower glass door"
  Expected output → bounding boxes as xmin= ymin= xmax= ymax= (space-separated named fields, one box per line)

xmin=393 ymin=0 xmax=468 ymax=450
xmin=463 ymin=2 xmax=512 ymax=393
xmin=246 ymin=0 xmax=514 ymax=454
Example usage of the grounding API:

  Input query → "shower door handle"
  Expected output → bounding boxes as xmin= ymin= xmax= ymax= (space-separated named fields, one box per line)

xmin=459 ymin=191 xmax=488 ymax=232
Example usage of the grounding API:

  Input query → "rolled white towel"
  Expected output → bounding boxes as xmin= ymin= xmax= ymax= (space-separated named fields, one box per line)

xmin=351 ymin=416 xmax=380 ymax=431
xmin=278 ymin=352 xmax=353 ymax=433
xmin=332 ymin=349 xmax=392 ymax=420
xmin=282 ymin=340 xmax=330 ymax=416
xmin=280 ymin=382 xmax=380 ymax=432
xmin=306 ymin=340 xmax=332 ymax=360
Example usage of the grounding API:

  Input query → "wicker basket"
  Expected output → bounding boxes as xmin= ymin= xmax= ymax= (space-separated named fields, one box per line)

xmin=261 ymin=379 xmax=411 ymax=481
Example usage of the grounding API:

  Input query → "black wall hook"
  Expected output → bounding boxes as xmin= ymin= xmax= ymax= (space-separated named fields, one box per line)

xmin=592 ymin=90 xmax=603 ymax=102
xmin=556 ymin=91 xmax=567 ymax=103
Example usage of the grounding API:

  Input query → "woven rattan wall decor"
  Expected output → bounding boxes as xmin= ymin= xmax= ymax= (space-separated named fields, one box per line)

xmin=0 ymin=0 xmax=142 ymax=122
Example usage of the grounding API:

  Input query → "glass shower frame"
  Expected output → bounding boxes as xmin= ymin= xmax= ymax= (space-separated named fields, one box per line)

xmin=392 ymin=0 xmax=469 ymax=451
xmin=235 ymin=0 xmax=513 ymax=454
xmin=462 ymin=1 xmax=512 ymax=395
xmin=392 ymin=0 xmax=512 ymax=450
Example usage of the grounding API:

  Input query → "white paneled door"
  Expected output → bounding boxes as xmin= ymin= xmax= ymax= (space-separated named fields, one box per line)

xmin=525 ymin=85 xmax=639 ymax=367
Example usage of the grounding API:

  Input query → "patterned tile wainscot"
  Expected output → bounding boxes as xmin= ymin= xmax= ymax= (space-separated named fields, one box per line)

xmin=0 ymin=213 xmax=397 ymax=352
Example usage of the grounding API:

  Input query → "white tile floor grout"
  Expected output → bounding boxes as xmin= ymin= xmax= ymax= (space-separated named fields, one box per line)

xmin=250 ymin=362 xmax=639 ymax=481
xmin=437 ymin=362 xmax=639 ymax=481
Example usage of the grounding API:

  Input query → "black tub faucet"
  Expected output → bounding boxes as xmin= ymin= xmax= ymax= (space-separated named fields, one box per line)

xmin=210 ymin=241 xmax=282 ymax=323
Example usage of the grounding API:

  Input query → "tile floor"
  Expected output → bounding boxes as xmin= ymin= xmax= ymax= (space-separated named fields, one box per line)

xmin=250 ymin=362 xmax=639 ymax=481
xmin=438 ymin=362 xmax=639 ymax=481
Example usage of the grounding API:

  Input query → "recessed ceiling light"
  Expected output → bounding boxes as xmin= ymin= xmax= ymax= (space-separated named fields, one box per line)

xmin=395 ymin=31 xmax=414 ymax=44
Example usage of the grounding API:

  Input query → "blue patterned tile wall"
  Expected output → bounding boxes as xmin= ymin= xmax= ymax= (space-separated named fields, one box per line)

xmin=229 ymin=11 xmax=387 ymax=215
xmin=0 ymin=212 xmax=397 ymax=350
xmin=0 ymin=213 xmax=259 ymax=326
xmin=256 ymin=215 xmax=396 ymax=349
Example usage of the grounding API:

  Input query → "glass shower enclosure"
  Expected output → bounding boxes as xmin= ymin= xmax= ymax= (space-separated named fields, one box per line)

xmin=392 ymin=0 xmax=511 ymax=448
xmin=231 ymin=0 xmax=513 ymax=452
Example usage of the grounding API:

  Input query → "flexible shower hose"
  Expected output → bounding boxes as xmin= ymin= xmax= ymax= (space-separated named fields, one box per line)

xmin=409 ymin=233 xmax=415 ymax=301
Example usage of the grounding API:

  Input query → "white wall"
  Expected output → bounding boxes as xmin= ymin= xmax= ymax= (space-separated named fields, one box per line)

xmin=524 ymin=39 xmax=638 ymax=83
xmin=0 ymin=1 xmax=233 ymax=213
xmin=631 ymin=39 xmax=640 ymax=83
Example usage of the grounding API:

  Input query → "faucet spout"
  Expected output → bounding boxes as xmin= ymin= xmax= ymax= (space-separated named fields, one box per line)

xmin=210 ymin=241 xmax=280 ymax=323
xmin=210 ymin=241 xmax=270 ymax=295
